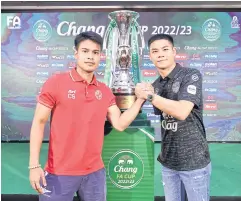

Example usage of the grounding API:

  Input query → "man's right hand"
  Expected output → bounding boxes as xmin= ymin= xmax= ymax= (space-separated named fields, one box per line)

xmin=29 ymin=167 xmax=47 ymax=194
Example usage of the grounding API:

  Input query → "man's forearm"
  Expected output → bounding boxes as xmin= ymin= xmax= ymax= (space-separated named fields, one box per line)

xmin=29 ymin=122 xmax=45 ymax=166
xmin=152 ymin=94 xmax=185 ymax=120
xmin=117 ymin=98 xmax=145 ymax=131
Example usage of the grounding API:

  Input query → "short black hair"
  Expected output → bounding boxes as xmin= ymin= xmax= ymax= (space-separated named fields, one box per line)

xmin=148 ymin=34 xmax=174 ymax=48
xmin=74 ymin=31 xmax=103 ymax=50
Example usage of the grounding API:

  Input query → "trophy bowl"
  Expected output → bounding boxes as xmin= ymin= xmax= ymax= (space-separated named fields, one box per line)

xmin=103 ymin=10 xmax=145 ymax=111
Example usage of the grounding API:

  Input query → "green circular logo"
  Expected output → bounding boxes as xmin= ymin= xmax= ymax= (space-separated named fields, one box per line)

xmin=108 ymin=149 xmax=144 ymax=189
xmin=202 ymin=18 xmax=221 ymax=42
xmin=33 ymin=20 xmax=52 ymax=42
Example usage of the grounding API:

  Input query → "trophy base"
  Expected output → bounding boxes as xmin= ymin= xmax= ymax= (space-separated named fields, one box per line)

xmin=114 ymin=93 xmax=136 ymax=111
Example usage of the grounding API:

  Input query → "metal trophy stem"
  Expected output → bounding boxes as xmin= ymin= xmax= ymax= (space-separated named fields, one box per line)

xmin=103 ymin=10 xmax=145 ymax=111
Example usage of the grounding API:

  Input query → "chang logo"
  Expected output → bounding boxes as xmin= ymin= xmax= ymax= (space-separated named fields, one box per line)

xmin=33 ymin=20 xmax=52 ymax=42
xmin=108 ymin=150 xmax=144 ymax=189
xmin=202 ymin=19 xmax=221 ymax=42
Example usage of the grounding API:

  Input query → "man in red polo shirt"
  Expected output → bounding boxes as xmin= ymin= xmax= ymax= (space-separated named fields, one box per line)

xmin=29 ymin=31 xmax=147 ymax=201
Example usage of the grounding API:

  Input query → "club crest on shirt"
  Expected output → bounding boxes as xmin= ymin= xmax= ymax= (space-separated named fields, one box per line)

xmin=172 ymin=82 xmax=180 ymax=93
xmin=95 ymin=90 xmax=102 ymax=100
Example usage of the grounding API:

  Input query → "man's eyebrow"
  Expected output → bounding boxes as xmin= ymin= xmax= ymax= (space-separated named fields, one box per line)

xmin=81 ymin=48 xmax=100 ymax=52
xmin=151 ymin=46 xmax=170 ymax=50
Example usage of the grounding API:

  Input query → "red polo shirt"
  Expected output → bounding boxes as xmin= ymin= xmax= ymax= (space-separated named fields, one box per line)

xmin=38 ymin=68 xmax=116 ymax=175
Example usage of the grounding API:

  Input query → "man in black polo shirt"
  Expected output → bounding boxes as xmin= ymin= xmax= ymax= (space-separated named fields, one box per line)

xmin=135 ymin=34 xmax=211 ymax=201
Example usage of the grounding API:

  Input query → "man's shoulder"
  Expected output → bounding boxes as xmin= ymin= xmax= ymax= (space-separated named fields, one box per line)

xmin=181 ymin=67 xmax=201 ymax=76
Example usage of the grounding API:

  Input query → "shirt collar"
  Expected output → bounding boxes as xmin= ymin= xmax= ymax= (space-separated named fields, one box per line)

xmin=69 ymin=68 xmax=99 ymax=86
xmin=159 ymin=63 xmax=182 ymax=82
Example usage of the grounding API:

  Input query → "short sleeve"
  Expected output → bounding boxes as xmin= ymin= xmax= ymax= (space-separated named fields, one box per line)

xmin=37 ymin=75 xmax=58 ymax=109
xmin=178 ymin=69 xmax=202 ymax=107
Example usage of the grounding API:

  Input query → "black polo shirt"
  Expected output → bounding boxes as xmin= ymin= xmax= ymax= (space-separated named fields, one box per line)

xmin=152 ymin=63 xmax=211 ymax=171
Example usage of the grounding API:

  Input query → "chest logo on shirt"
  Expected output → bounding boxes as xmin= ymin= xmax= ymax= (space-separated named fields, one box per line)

xmin=172 ymin=81 xmax=180 ymax=93
xmin=161 ymin=112 xmax=178 ymax=132
xmin=95 ymin=90 xmax=102 ymax=100
xmin=68 ymin=90 xmax=76 ymax=99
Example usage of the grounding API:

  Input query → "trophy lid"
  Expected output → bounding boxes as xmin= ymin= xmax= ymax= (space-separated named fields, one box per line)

xmin=108 ymin=10 xmax=139 ymax=22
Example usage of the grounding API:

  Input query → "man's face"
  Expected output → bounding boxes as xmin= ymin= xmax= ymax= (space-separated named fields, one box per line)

xmin=74 ymin=39 xmax=101 ymax=73
xmin=149 ymin=39 xmax=176 ymax=70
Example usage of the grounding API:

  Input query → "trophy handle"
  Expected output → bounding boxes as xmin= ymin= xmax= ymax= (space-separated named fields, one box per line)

xmin=110 ymin=27 xmax=119 ymax=85
xmin=103 ymin=19 xmax=115 ymax=50
xmin=103 ymin=20 xmax=118 ymax=87
xmin=134 ymin=21 xmax=145 ymax=60
xmin=131 ymin=22 xmax=141 ymax=84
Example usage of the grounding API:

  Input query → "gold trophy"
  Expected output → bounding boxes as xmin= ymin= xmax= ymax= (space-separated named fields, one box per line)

xmin=103 ymin=10 xmax=145 ymax=111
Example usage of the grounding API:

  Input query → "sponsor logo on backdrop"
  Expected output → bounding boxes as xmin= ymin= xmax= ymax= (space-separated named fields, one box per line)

xmin=204 ymin=71 xmax=218 ymax=76
xmin=95 ymin=71 xmax=104 ymax=78
xmin=203 ymin=53 xmax=218 ymax=59
xmin=231 ymin=16 xmax=240 ymax=28
xmin=142 ymin=103 xmax=153 ymax=109
xmin=51 ymin=63 xmax=64 ymax=68
xmin=204 ymin=95 xmax=216 ymax=102
xmin=185 ymin=46 xmax=218 ymax=51
xmin=142 ymin=70 xmax=157 ymax=77
xmin=189 ymin=62 xmax=202 ymax=68
xmin=184 ymin=46 xmax=200 ymax=51
xmin=36 ymin=72 xmax=49 ymax=76
xmin=99 ymin=63 xmax=106 ymax=68
xmin=142 ymin=62 xmax=155 ymax=68
xmin=33 ymin=20 xmax=52 ymax=42
xmin=203 ymin=79 xmax=218 ymax=84
xmin=37 ymin=63 xmax=49 ymax=68
xmin=66 ymin=55 xmax=75 ymax=60
xmin=36 ymin=79 xmax=47 ymax=84
xmin=202 ymin=18 xmax=221 ymax=42
xmin=203 ymin=113 xmax=217 ymax=117
xmin=204 ymin=103 xmax=218 ymax=110
xmin=57 ymin=21 xmax=105 ymax=37
xmin=51 ymin=55 xmax=65 ymax=60
xmin=175 ymin=54 xmax=188 ymax=60
xmin=147 ymin=113 xmax=159 ymax=118
xmin=108 ymin=150 xmax=144 ymax=189
xmin=7 ymin=16 xmax=21 ymax=29
xmin=36 ymin=54 xmax=49 ymax=60
xmin=36 ymin=46 xmax=68 ymax=51
xmin=204 ymin=62 xmax=218 ymax=68
xmin=191 ymin=54 xmax=201 ymax=60
xmin=204 ymin=88 xmax=217 ymax=93
xmin=143 ymin=55 xmax=150 ymax=60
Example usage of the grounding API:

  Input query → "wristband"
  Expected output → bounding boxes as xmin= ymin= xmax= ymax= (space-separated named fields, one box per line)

xmin=28 ymin=164 xmax=41 ymax=169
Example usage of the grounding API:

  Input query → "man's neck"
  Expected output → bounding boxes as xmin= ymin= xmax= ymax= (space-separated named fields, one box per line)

xmin=158 ymin=63 xmax=176 ymax=79
xmin=76 ymin=67 xmax=94 ymax=83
